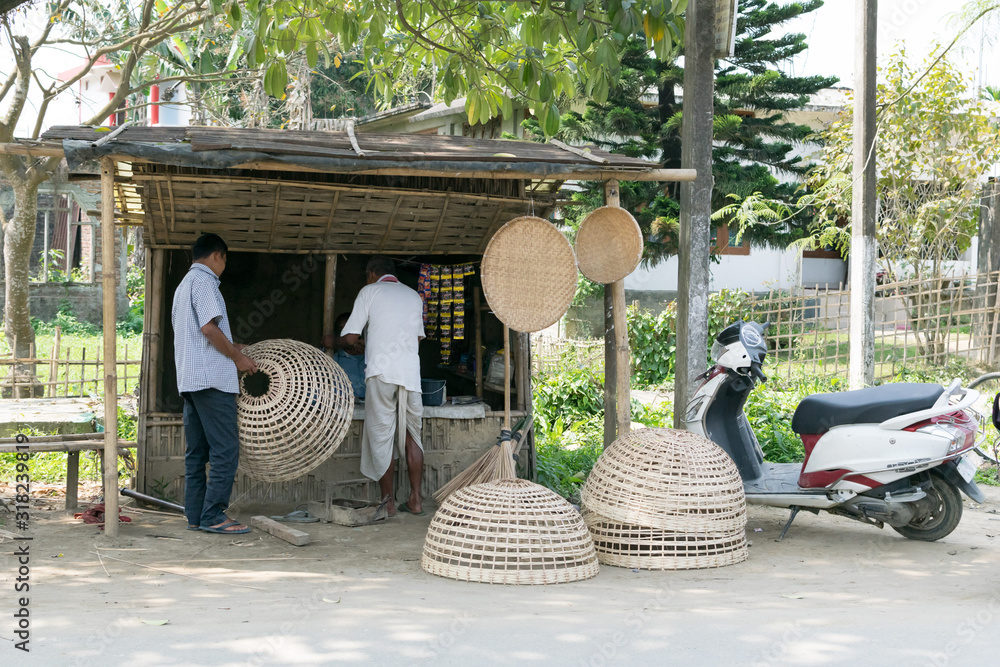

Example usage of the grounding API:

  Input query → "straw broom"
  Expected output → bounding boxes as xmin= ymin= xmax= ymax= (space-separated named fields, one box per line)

xmin=434 ymin=325 xmax=526 ymax=502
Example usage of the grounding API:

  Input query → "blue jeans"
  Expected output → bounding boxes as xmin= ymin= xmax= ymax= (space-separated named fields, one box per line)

xmin=182 ymin=389 xmax=239 ymax=528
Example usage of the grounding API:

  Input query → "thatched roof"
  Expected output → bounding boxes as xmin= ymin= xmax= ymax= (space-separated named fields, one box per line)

xmin=38 ymin=126 xmax=677 ymax=255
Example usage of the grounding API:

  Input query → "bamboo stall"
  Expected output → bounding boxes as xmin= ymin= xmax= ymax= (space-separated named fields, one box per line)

xmin=14 ymin=126 xmax=693 ymax=532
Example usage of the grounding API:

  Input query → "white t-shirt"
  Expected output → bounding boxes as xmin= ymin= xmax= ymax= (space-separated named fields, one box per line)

xmin=342 ymin=276 xmax=425 ymax=392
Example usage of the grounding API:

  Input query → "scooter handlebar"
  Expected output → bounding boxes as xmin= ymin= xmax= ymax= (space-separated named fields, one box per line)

xmin=750 ymin=363 xmax=768 ymax=383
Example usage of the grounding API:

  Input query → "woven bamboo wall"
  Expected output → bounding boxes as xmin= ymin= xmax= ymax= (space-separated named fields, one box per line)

xmin=143 ymin=414 xmax=512 ymax=507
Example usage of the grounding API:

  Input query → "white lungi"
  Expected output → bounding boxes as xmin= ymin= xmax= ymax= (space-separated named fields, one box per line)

xmin=361 ymin=376 xmax=424 ymax=481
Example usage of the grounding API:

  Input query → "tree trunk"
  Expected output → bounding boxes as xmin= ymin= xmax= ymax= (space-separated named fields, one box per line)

xmin=3 ymin=178 xmax=39 ymax=359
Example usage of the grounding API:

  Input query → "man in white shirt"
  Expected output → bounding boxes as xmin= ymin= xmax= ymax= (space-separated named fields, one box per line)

xmin=334 ymin=256 xmax=426 ymax=515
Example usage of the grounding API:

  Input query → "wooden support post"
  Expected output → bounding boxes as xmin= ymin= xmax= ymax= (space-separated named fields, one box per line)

xmin=602 ymin=180 xmax=631 ymax=438
xmin=101 ymin=156 xmax=120 ymax=537
xmin=474 ymin=288 xmax=483 ymax=399
xmin=674 ymin=0 xmax=716 ymax=427
xmin=65 ymin=451 xmax=80 ymax=510
xmin=515 ymin=332 xmax=530 ymax=412
xmin=323 ymin=253 xmax=337 ymax=358
xmin=849 ymin=0 xmax=878 ymax=390
xmin=603 ymin=285 xmax=616 ymax=447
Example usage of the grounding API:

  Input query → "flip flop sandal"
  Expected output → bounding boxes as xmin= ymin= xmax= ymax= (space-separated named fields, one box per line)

xmin=187 ymin=525 xmax=201 ymax=531
xmin=269 ymin=510 xmax=319 ymax=523
xmin=397 ymin=502 xmax=426 ymax=517
xmin=200 ymin=519 xmax=251 ymax=534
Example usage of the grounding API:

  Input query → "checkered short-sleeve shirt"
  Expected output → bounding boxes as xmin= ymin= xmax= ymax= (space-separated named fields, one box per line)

xmin=171 ymin=263 xmax=239 ymax=394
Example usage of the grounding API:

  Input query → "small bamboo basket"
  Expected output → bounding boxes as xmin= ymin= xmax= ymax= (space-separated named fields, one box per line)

xmin=421 ymin=478 xmax=600 ymax=585
xmin=480 ymin=216 xmax=578 ymax=333
xmin=236 ymin=339 xmax=354 ymax=482
xmin=574 ymin=206 xmax=643 ymax=284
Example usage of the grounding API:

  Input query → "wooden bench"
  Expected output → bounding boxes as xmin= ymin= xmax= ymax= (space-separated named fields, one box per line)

xmin=0 ymin=433 xmax=137 ymax=510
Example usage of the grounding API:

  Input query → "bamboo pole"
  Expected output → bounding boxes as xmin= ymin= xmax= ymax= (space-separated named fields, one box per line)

xmin=323 ymin=253 xmax=337 ymax=359
xmin=49 ymin=326 xmax=61 ymax=398
xmin=603 ymin=180 xmax=631 ymax=437
xmin=101 ymin=156 xmax=120 ymax=538
xmin=474 ymin=288 xmax=483 ymax=399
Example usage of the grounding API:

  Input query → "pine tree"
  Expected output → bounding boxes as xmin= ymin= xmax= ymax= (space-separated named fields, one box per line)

xmin=547 ymin=0 xmax=838 ymax=266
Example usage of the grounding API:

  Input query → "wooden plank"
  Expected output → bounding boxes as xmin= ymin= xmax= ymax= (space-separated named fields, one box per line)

xmin=65 ymin=451 xmax=80 ymax=510
xmin=475 ymin=288 xmax=483 ymax=399
xmin=0 ymin=440 xmax=136 ymax=454
xmin=250 ymin=516 xmax=311 ymax=546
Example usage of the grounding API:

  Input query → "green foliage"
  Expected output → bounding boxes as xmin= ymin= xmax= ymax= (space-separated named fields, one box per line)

xmin=117 ymin=264 xmax=146 ymax=335
xmin=32 ymin=300 xmax=100 ymax=337
xmin=239 ymin=0 xmax=687 ymax=136
xmin=627 ymin=289 xmax=757 ymax=386
xmin=546 ymin=0 xmax=834 ymax=265
xmin=533 ymin=367 xmax=605 ymax=435
xmin=801 ymin=47 xmax=1000 ymax=279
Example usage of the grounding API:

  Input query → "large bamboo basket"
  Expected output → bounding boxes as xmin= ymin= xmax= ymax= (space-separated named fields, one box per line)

xmin=581 ymin=428 xmax=747 ymax=533
xmin=480 ymin=216 xmax=577 ymax=333
xmin=236 ymin=339 xmax=354 ymax=482
xmin=421 ymin=478 xmax=600 ymax=585
xmin=574 ymin=206 xmax=643 ymax=284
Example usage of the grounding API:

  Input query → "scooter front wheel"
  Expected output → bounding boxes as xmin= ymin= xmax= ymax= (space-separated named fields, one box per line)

xmin=891 ymin=473 xmax=963 ymax=542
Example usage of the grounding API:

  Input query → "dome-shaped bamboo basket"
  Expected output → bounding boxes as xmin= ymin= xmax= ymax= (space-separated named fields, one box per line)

xmin=581 ymin=428 xmax=747 ymax=533
xmin=236 ymin=339 xmax=354 ymax=482
xmin=421 ymin=478 xmax=600 ymax=585
xmin=574 ymin=206 xmax=643 ymax=284
xmin=582 ymin=509 xmax=748 ymax=570
xmin=481 ymin=216 xmax=578 ymax=333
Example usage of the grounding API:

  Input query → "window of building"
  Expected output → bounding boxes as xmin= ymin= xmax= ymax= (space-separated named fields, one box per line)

xmin=712 ymin=223 xmax=750 ymax=256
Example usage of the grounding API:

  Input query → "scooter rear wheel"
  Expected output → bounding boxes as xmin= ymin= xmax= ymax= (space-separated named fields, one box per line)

xmin=890 ymin=473 xmax=963 ymax=542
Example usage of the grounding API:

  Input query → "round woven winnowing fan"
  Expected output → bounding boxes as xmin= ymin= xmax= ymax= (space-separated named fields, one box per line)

xmin=422 ymin=478 xmax=600 ymax=585
xmin=236 ymin=339 xmax=354 ymax=482
xmin=574 ymin=206 xmax=643 ymax=284
xmin=480 ymin=216 xmax=577 ymax=333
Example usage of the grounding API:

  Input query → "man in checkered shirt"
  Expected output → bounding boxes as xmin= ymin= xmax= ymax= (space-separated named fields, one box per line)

xmin=172 ymin=234 xmax=258 ymax=534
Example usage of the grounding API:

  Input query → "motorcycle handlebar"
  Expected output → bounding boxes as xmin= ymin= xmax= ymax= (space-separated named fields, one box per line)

xmin=750 ymin=363 xmax=768 ymax=383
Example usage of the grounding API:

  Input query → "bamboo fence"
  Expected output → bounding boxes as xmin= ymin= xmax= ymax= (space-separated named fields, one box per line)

xmin=0 ymin=327 xmax=142 ymax=399
xmin=536 ymin=269 xmax=1000 ymax=382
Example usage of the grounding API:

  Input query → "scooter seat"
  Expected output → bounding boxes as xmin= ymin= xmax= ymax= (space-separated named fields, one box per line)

xmin=791 ymin=383 xmax=944 ymax=434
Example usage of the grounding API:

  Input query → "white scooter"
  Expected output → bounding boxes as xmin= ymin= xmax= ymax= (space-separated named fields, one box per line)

xmin=684 ymin=320 xmax=985 ymax=541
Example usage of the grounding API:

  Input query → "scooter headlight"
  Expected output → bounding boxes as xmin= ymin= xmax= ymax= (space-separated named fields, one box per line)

xmin=684 ymin=395 xmax=708 ymax=423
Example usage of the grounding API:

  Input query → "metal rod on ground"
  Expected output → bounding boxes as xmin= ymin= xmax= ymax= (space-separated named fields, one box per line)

xmin=120 ymin=488 xmax=185 ymax=513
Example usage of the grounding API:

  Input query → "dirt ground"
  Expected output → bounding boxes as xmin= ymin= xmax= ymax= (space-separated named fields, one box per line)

xmin=3 ymin=486 xmax=1000 ymax=667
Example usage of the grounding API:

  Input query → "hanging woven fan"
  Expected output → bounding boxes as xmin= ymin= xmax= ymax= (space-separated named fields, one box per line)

xmin=574 ymin=206 xmax=643 ymax=284
xmin=480 ymin=215 xmax=578 ymax=334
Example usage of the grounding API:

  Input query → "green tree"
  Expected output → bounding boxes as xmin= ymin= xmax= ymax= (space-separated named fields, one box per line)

xmin=801 ymin=48 xmax=999 ymax=358
xmin=238 ymin=0 xmax=687 ymax=135
xmin=550 ymin=0 xmax=836 ymax=265
xmin=0 ymin=0 xmax=225 ymax=369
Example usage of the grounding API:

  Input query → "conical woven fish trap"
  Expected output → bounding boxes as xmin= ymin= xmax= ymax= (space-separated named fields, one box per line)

xmin=481 ymin=216 xmax=577 ymax=333
xmin=580 ymin=428 xmax=747 ymax=532
xmin=236 ymin=339 xmax=354 ymax=482
xmin=582 ymin=509 xmax=748 ymax=570
xmin=421 ymin=478 xmax=600 ymax=585
xmin=574 ymin=206 xmax=643 ymax=284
